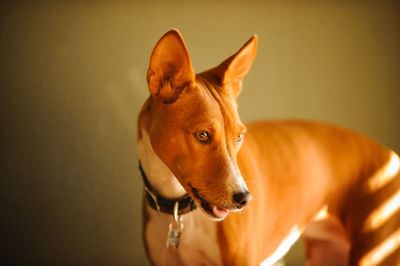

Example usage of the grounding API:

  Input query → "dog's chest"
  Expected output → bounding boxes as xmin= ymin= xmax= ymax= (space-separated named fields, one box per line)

xmin=145 ymin=206 xmax=222 ymax=266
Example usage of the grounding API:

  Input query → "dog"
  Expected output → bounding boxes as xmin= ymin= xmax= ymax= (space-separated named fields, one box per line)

xmin=137 ymin=29 xmax=400 ymax=265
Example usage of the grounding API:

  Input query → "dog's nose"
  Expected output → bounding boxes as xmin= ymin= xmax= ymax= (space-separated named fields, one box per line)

xmin=233 ymin=191 xmax=252 ymax=208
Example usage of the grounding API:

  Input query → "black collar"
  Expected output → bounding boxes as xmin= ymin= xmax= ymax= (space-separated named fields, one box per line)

xmin=139 ymin=161 xmax=197 ymax=215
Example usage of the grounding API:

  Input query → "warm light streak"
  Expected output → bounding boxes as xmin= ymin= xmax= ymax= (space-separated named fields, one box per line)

xmin=364 ymin=188 xmax=400 ymax=232
xmin=359 ymin=227 xmax=400 ymax=266
xmin=314 ymin=205 xmax=328 ymax=220
xmin=260 ymin=226 xmax=302 ymax=266
xmin=367 ymin=152 xmax=399 ymax=192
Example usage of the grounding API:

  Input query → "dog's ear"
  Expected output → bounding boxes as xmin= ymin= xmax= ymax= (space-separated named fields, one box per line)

xmin=147 ymin=29 xmax=195 ymax=104
xmin=212 ymin=35 xmax=257 ymax=97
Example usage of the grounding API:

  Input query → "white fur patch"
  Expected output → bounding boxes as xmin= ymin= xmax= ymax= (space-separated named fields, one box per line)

xmin=137 ymin=129 xmax=186 ymax=198
xmin=139 ymin=128 xmax=222 ymax=265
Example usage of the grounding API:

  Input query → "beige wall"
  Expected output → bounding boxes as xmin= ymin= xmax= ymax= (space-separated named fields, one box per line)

xmin=1 ymin=1 xmax=399 ymax=265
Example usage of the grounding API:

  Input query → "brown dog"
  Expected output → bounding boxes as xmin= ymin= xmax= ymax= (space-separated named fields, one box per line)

xmin=137 ymin=29 xmax=400 ymax=265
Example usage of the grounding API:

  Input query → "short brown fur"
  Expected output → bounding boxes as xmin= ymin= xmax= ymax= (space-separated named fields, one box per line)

xmin=139 ymin=29 xmax=400 ymax=265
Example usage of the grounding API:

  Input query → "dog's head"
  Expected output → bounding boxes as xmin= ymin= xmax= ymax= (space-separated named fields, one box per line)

xmin=145 ymin=29 xmax=257 ymax=220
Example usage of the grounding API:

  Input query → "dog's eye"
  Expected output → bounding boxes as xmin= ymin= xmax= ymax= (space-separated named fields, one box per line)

xmin=194 ymin=131 xmax=211 ymax=144
xmin=236 ymin=133 xmax=245 ymax=144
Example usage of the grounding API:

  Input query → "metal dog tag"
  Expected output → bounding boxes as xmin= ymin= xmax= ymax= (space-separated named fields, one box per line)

xmin=166 ymin=201 xmax=184 ymax=248
xmin=167 ymin=222 xmax=183 ymax=248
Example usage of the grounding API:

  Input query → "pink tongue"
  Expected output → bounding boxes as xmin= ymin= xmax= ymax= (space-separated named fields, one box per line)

xmin=212 ymin=205 xmax=229 ymax=218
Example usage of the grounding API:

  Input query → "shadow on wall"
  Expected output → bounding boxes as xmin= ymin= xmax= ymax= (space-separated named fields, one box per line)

xmin=0 ymin=1 xmax=399 ymax=265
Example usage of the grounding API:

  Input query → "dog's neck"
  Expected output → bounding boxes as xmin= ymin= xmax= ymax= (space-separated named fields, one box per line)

xmin=137 ymin=128 xmax=187 ymax=199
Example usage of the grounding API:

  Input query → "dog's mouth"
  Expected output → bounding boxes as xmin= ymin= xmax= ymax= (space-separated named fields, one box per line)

xmin=190 ymin=186 xmax=229 ymax=220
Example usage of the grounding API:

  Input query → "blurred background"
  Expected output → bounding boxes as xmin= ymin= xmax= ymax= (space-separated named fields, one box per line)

xmin=1 ymin=1 xmax=399 ymax=265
